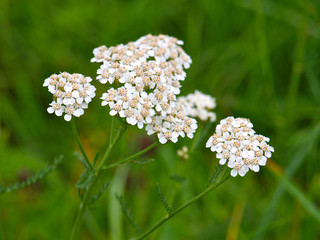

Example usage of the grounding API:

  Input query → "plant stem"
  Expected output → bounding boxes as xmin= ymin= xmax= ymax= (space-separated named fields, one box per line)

xmin=71 ymin=119 xmax=92 ymax=170
xmin=133 ymin=174 xmax=230 ymax=240
xmin=84 ymin=211 xmax=107 ymax=240
xmin=70 ymin=124 xmax=127 ymax=240
xmin=109 ymin=116 xmax=114 ymax=144
xmin=102 ymin=142 xmax=158 ymax=171
xmin=70 ymin=172 xmax=100 ymax=240
xmin=97 ymin=124 xmax=127 ymax=170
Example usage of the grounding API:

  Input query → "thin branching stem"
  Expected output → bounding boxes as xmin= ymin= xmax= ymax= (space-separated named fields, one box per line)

xmin=109 ymin=116 xmax=115 ymax=144
xmin=70 ymin=172 xmax=100 ymax=240
xmin=97 ymin=124 xmax=127 ymax=170
xmin=70 ymin=124 xmax=127 ymax=240
xmin=102 ymin=142 xmax=158 ymax=171
xmin=133 ymin=174 xmax=230 ymax=240
xmin=71 ymin=119 xmax=92 ymax=170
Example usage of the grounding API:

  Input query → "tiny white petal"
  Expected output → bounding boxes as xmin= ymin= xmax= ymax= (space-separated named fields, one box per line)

xmin=219 ymin=158 xmax=227 ymax=165
xmin=137 ymin=122 xmax=143 ymax=129
xmin=252 ymin=165 xmax=260 ymax=172
xmin=110 ymin=110 xmax=117 ymax=116
xmin=260 ymin=157 xmax=267 ymax=166
xmin=55 ymin=109 xmax=63 ymax=116
xmin=72 ymin=91 xmax=80 ymax=98
xmin=159 ymin=137 xmax=167 ymax=144
xmin=265 ymin=151 xmax=272 ymax=158
xmin=47 ymin=107 xmax=54 ymax=114
xmin=239 ymin=169 xmax=247 ymax=177
xmin=64 ymin=114 xmax=72 ymax=121
xmin=231 ymin=170 xmax=238 ymax=177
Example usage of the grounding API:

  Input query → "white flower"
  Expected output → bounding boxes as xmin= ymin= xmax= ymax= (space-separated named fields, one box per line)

xmin=178 ymin=90 xmax=216 ymax=122
xmin=44 ymin=72 xmax=96 ymax=121
xmin=206 ymin=116 xmax=274 ymax=177
xmin=43 ymin=74 xmax=60 ymax=93
xmin=47 ymin=99 xmax=64 ymax=116
xmin=229 ymin=160 xmax=249 ymax=177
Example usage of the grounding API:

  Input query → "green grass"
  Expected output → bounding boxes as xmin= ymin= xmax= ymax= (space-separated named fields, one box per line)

xmin=1 ymin=0 xmax=320 ymax=239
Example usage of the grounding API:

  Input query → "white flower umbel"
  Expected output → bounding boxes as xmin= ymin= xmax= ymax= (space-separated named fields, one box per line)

xmin=92 ymin=34 xmax=190 ymax=99
xmin=44 ymin=72 xmax=96 ymax=121
xmin=96 ymin=34 xmax=197 ymax=143
xmin=206 ymin=116 xmax=274 ymax=177
xmin=178 ymin=90 xmax=216 ymax=122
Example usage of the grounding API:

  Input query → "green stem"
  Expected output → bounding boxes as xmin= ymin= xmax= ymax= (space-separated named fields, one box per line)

xmin=71 ymin=119 xmax=92 ymax=170
xmin=70 ymin=172 xmax=100 ymax=240
xmin=97 ymin=125 xmax=127 ymax=170
xmin=133 ymin=174 xmax=230 ymax=240
xmin=102 ymin=142 xmax=158 ymax=171
xmin=84 ymin=209 xmax=107 ymax=240
xmin=109 ymin=116 xmax=115 ymax=144
xmin=70 ymin=124 xmax=127 ymax=240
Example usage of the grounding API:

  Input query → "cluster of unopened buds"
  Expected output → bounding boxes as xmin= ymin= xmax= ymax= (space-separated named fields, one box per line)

xmin=206 ymin=117 xmax=274 ymax=177
xmin=177 ymin=146 xmax=189 ymax=160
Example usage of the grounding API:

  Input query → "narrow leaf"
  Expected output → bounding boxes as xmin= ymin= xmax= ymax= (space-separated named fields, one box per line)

xmin=116 ymin=194 xmax=142 ymax=234
xmin=275 ymin=172 xmax=320 ymax=223
xmin=131 ymin=158 xmax=155 ymax=165
xmin=156 ymin=183 xmax=173 ymax=215
xmin=92 ymin=152 xmax=100 ymax=168
xmin=169 ymin=174 xmax=186 ymax=184
xmin=88 ymin=181 xmax=110 ymax=205
xmin=74 ymin=151 xmax=92 ymax=170
xmin=209 ymin=164 xmax=226 ymax=185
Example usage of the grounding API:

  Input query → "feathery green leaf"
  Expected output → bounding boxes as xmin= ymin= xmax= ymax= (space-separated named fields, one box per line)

xmin=0 ymin=155 xmax=63 ymax=195
xmin=156 ymin=183 xmax=174 ymax=215
xmin=116 ymin=194 xmax=142 ymax=234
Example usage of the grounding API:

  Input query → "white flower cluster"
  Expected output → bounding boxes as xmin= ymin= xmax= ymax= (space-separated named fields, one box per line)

xmin=43 ymin=72 xmax=96 ymax=121
xmin=177 ymin=90 xmax=216 ymax=122
xmin=93 ymin=34 xmax=197 ymax=144
xmin=206 ymin=117 xmax=274 ymax=177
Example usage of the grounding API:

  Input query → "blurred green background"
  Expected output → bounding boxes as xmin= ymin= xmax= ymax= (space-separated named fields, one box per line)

xmin=1 ymin=0 xmax=320 ymax=239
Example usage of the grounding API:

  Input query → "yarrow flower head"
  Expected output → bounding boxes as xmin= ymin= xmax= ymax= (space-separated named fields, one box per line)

xmin=43 ymin=72 xmax=96 ymax=121
xmin=177 ymin=90 xmax=216 ymax=122
xmin=93 ymin=34 xmax=197 ymax=144
xmin=206 ymin=116 xmax=274 ymax=177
